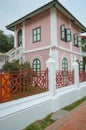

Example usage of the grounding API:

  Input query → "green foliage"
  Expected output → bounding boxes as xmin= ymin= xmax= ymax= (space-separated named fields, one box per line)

xmin=0 ymin=30 xmax=14 ymax=53
xmin=24 ymin=114 xmax=54 ymax=130
xmin=20 ymin=62 xmax=31 ymax=70
xmin=2 ymin=60 xmax=31 ymax=71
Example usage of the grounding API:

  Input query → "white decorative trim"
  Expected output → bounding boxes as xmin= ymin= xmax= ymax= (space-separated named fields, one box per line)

xmin=69 ymin=21 xmax=72 ymax=51
xmin=23 ymin=46 xmax=51 ymax=54
xmin=23 ymin=45 xmax=83 ymax=57
xmin=14 ymin=27 xmax=17 ymax=48
xmin=57 ymin=46 xmax=82 ymax=56
xmin=22 ymin=22 xmax=25 ymax=51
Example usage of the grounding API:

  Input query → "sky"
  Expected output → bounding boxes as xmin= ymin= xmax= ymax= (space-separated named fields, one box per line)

xmin=0 ymin=0 xmax=86 ymax=35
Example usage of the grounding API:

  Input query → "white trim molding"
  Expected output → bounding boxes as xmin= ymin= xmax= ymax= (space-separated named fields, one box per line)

xmin=23 ymin=45 xmax=83 ymax=57
xmin=22 ymin=21 xmax=25 ymax=51
xmin=14 ymin=26 xmax=17 ymax=48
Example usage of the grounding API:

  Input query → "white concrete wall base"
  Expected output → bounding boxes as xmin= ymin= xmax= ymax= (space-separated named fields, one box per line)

xmin=0 ymin=83 xmax=86 ymax=130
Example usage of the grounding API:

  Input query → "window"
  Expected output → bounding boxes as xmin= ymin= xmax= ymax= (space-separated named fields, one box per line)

xmin=18 ymin=29 xmax=22 ymax=47
xmin=60 ymin=25 xmax=71 ymax=42
xmin=78 ymin=36 xmax=81 ymax=47
xmin=33 ymin=27 xmax=41 ymax=43
xmin=74 ymin=33 xmax=82 ymax=47
xmin=74 ymin=33 xmax=78 ymax=46
xmin=65 ymin=29 xmax=71 ymax=42
xmin=32 ymin=58 xmax=41 ymax=71
xmin=79 ymin=61 xmax=83 ymax=71
xmin=62 ymin=58 xmax=68 ymax=70
xmin=61 ymin=24 xmax=65 ymax=41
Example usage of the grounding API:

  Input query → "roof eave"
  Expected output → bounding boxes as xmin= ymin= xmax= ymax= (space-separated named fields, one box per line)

xmin=6 ymin=0 xmax=86 ymax=33
xmin=6 ymin=1 xmax=54 ymax=31
xmin=55 ymin=3 xmax=86 ymax=33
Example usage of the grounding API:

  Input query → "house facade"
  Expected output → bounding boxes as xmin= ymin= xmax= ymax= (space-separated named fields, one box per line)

xmin=6 ymin=0 xmax=86 ymax=71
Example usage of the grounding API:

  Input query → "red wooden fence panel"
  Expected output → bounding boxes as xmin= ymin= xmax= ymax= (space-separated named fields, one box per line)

xmin=56 ymin=70 xmax=74 ymax=88
xmin=0 ymin=69 xmax=48 ymax=103
xmin=79 ymin=71 xmax=86 ymax=82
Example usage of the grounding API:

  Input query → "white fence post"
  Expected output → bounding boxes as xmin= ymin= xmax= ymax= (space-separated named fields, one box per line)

xmin=46 ymin=49 xmax=56 ymax=96
xmin=72 ymin=61 xmax=79 ymax=87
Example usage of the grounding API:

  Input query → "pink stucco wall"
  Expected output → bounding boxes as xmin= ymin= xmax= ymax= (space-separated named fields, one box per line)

xmin=71 ymin=23 xmax=81 ymax=53
xmin=57 ymin=11 xmax=81 ymax=53
xmin=25 ymin=10 xmax=50 ymax=51
xmin=57 ymin=11 xmax=70 ymax=49
xmin=24 ymin=49 xmax=49 ymax=70
xmin=58 ymin=49 xmax=71 ymax=70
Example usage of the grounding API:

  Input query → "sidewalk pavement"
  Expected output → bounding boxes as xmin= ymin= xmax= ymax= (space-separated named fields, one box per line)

xmin=45 ymin=101 xmax=86 ymax=130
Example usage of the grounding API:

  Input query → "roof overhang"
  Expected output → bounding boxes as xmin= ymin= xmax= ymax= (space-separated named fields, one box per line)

xmin=6 ymin=0 xmax=86 ymax=33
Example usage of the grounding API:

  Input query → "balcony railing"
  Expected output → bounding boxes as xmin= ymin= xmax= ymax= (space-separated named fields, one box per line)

xmin=9 ymin=46 xmax=23 ymax=61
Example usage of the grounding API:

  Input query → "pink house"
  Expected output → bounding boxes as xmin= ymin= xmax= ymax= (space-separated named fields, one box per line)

xmin=6 ymin=0 xmax=86 ymax=71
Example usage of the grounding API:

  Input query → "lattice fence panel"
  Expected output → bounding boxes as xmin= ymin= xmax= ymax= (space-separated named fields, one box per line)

xmin=56 ymin=70 xmax=74 ymax=88
xmin=0 ymin=69 xmax=48 ymax=103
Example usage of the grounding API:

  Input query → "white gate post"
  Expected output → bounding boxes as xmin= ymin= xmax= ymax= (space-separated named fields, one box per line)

xmin=46 ymin=49 xmax=56 ymax=96
xmin=72 ymin=61 xmax=79 ymax=87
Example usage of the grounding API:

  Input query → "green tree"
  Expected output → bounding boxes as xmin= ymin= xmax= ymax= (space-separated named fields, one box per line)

xmin=0 ymin=30 xmax=14 ymax=53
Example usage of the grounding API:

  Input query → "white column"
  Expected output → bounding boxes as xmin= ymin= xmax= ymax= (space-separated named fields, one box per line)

xmin=69 ymin=22 xmax=72 ymax=51
xmin=50 ymin=7 xmax=57 ymax=46
xmin=22 ymin=22 xmax=26 ymax=63
xmin=52 ymin=49 xmax=59 ymax=70
xmin=71 ymin=53 xmax=73 ymax=70
xmin=22 ymin=21 xmax=25 ymax=51
xmin=46 ymin=49 xmax=56 ymax=96
xmin=50 ymin=7 xmax=59 ymax=70
xmin=69 ymin=21 xmax=73 ymax=70
xmin=14 ymin=26 xmax=17 ymax=48
xmin=72 ymin=61 xmax=79 ymax=87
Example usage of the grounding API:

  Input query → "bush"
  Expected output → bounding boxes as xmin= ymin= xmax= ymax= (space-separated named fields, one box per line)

xmin=2 ymin=60 xmax=31 ymax=71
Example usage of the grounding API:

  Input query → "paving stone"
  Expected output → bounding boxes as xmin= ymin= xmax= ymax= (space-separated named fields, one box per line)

xmin=51 ymin=110 xmax=69 ymax=120
xmin=45 ymin=101 xmax=86 ymax=130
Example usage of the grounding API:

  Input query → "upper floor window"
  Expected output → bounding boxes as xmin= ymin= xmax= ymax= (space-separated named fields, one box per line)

xmin=74 ymin=33 xmax=78 ymax=46
xmin=33 ymin=27 xmax=41 ymax=43
xmin=79 ymin=61 xmax=84 ymax=71
xmin=18 ymin=29 xmax=22 ymax=47
xmin=78 ymin=36 xmax=82 ymax=47
xmin=32 ymin=58 xmax=41 ymax=71
xmin=62 ymin=58 xmax=68 ymax=70
xmin=74 ymin=33 xmax=82 ymax=47
xmin=65 ymin=29 xmax=71 ymax=42
xmin=61 ymin=24 xmax=65 ymax=41
xmin=60 ymin=24 xmax=71 ymax=42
